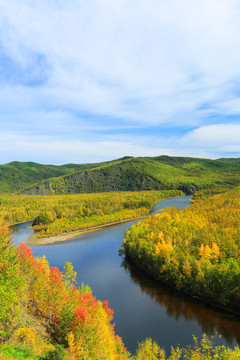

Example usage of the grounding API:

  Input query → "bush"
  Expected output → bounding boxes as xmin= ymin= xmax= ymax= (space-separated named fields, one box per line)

xmin=33 ymin=212 xmax=53 ymax=226
xmin=40 ymin=345 xmax=65 ymax=360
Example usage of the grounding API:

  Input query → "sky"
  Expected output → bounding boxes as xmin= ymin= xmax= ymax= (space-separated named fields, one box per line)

xmin=0 ymin=0 xmax=240 ymax=164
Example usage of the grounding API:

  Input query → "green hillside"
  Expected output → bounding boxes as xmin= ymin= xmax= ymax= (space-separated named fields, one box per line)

xmin=17 ymin=156 xmax=240 ymax=195
xmin=218 ymin=157 xmax=240 ymax=165
xmin=0 ymin=158 xmax=130 ymax=194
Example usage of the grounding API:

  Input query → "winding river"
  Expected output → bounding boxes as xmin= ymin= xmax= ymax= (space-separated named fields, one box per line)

xmin=11 ymin=195 xmax=240 ymax=355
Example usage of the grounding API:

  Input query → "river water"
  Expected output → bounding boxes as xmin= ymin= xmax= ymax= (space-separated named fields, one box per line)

xmin=11 ymin=195 xmax=240 ymax=355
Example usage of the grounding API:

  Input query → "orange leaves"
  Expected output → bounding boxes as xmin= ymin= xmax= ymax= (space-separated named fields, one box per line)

xmin=18 ymin=242 xmax=36 ymax=282
xmin=199 ymin=244 xmax=211 ymax=259
xmin=18 ymin=241 xmax=35 ymax=267
xmin=199 ymin=243 xmax=220 ymax=262
xmin=155 ymin=232 xmax=173 ymax=258
xmin=73 ymin=306 xmax=88 ymax=325
xmin=71 ymin=292 xmax=97 ymax=330
xmin=69 ymin=294 xmax=123 ymax=359
xmin=1 ymin=223 xmax=129 ymax=359
xmin=102 ymin=300 xmax=114 ymax=321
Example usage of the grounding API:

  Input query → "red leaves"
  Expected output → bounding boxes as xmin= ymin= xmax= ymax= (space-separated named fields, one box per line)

xmin=73 ymin=306 xmax=87 ymax=324
xmin=18 ymin=241 xmax=35 ymax=268
xmin=102 ymin=300 xmax=114 ymax=320
xmin=49 ymin=266 xmax=63 ymax=284
xmin=70 ymin=293 xmax=98 ymax=331
xmin=19 ymin=241 xmax=33 ymax=258
xmin=1 ymin=223 xmax=128 ymax=359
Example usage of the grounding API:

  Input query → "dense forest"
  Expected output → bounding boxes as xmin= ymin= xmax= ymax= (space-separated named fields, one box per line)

xmin=123 ymin=187 xmax=240 ymax=311
xmin=1 ymin=158 xmax=240 ymax=358
xmin=0 ymin=190 xmax=183 ymax=240
xmin=19 ymin=156 xmax=240 ymax=195
xmin=1 ymin=222 xmax=240 ymax=359
xmin=0 ymin=158 xmax=131 ymax=194
xmin=1 ymin=156 xmax=240 ymax=195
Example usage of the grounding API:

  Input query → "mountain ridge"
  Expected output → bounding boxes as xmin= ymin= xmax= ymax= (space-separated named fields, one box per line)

xmin=1 ymin=155 xmax=238 ymax=195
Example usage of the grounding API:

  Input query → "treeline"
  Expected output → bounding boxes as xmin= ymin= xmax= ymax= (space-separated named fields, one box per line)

xmin=1 ymin=223 xmax=240 ymax=359
xmin=0 ymin=221 xmax=129 ymax=359
xmin=19 ymin=156 xmax=240 ymax=196
xmin=123 ymin=188 xmax=240 ymax=311
xmin=0 ymin=190 xmax=183 ymax=238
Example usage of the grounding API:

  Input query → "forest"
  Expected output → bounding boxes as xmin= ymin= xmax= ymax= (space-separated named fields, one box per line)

xmin=1 ymin=221 xmax=240 ymax=359
xmin=1 ymin=171 xmax=240 ymax=358
xmin=1 ymin=156 xmax=240 ymax=195
xmin=19 ymin=156 xmax=240 ymax=196
xmin=0 ymin=190 xmax=183 ymax=239
xmin=123 ymin=187 xmax=240 ymax=311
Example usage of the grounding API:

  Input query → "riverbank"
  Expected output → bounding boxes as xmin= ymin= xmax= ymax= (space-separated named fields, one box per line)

xmin=27 ymin=193 xmax=185 ymax=246
xmin=13 ymin=194 xmax=240 ymax=354
xmin=123 ymin=189 xmax=240 ymax=316
xmin=125 ymin=254 xmax=240 ymax=317
xmin=27 ymin=216 xmax=146 ymax=246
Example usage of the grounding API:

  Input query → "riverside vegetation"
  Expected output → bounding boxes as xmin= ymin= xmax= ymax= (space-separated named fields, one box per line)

xmin=1 ymin=156 xmax=240 ymax=359
xmin=1 ymin=222 xmax=240 ymax=359
xmin=0 ymin=190 xmax=183 ymax=240
xmin=123 ymin=187 xmax=240 ymax=312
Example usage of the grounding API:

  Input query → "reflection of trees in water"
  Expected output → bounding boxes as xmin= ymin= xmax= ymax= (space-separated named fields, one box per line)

xmin=121 ymin=257 xmax=240 ymax=345
xmin=11 ymin=222 xmax=33 ymax=234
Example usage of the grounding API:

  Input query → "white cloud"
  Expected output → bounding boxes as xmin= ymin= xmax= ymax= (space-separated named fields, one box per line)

xmin=1 ymin=0 xmax=240 ymax=122
xmin=180 ymin=124 xmax=240 ymax=158
xmin=0 ymin=129 xmax=219 ymax=165
xmin=0 ymin=0 xmax=240 ymax=161
xmin=182 ymin=124 xmax=240 ymax=146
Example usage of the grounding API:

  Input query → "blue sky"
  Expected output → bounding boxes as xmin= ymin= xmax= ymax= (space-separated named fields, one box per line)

xmin=0 ymin=0 xmax=240 ymax=164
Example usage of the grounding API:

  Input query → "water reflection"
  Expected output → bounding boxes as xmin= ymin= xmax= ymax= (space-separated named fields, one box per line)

xmin=122 ymin=257 xmax=240 ymax=345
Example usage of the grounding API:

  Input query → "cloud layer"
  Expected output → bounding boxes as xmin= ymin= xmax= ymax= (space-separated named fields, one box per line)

xmin=0 ymin=0 xmax=240 ymax=163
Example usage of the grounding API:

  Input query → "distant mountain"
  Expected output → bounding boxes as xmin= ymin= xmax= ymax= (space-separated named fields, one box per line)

xmin=218 ymin=158 xmax=240 ymax=165
xmin=10 ymin=155 xmax=240 ymax=196
xmin=0 ymin=158 xmax=125 ymax=194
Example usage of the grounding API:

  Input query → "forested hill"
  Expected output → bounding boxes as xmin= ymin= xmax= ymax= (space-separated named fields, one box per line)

xmin=0 ymin=158 xmax=131 ymax=194
xmin=218 ymin=158 xmax=240 ymax=165
xmin=3 ymin=155 xmax=238 ymax=195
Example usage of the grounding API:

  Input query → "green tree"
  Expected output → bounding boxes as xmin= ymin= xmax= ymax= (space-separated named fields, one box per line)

xmin=62 ymin=262 xmax=77 ymax=290
xmin=0 ymin=223 xmax=27 ymax=343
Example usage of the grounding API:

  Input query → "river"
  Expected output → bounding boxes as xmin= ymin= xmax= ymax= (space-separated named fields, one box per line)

xmin=11 ymin=195 xmax=240 ymax=355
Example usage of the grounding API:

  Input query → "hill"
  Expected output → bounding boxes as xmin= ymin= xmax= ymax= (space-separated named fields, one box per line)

xmin=0 ymin=158 xmax=131 ymax=194
xmin=17 ymin=155 xmax=240 ymax=195
xmin=218 ymin=157 xmax=240 ymax=165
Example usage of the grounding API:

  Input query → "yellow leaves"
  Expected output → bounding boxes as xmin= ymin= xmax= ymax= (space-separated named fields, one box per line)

xmin=211 ymin=242 xmax=220 ymax=261
xmin=199 ymin=244 xmax=209 ymax=258
xmin=15 ymin=326 xmax=54 ymax=356
xmin=63 ymin=262 xmax=77 ymax=290
xmin=66 ymin=332 xmax=84 ymax=360
xmin=161 ymin=265 xmax=167 ymax=273
xmin=199 ymin=243 xmax=220 ymax=261
xmin=182 ymin=259 xmax=192 ymax=278
xmin=15 ymin=326 xmax=37 ymax=346
xmin=156 ymin=236 xmax=173 ymax=258
xmin=135 ymin=338 xmax=166 ymax=360
xmin=0 ymin=190 xmax=178 ymax=230
xmin=158 ymin=231 xmax=165 ymax=242
xmin=148 ymin=231 xmax=155 ymax=240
